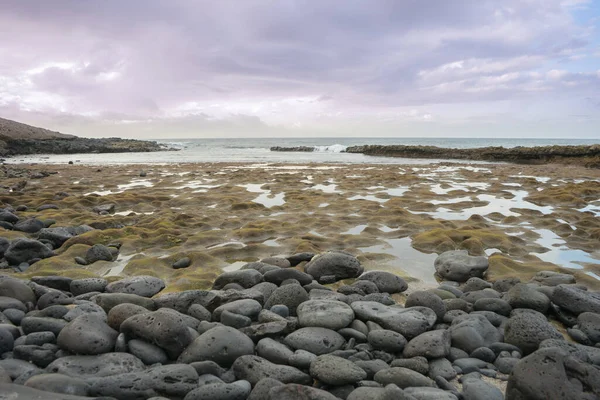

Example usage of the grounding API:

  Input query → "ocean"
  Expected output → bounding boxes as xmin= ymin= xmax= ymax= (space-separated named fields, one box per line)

xmin=5 ymin=137 xmax=600 ymax=165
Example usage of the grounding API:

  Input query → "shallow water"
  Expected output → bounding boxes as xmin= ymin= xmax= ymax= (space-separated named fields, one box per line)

xmin=533 ymin=229 xmax=600 ymax=269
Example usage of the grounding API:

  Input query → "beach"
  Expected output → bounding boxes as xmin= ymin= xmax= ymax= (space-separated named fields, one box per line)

xmin=2 ymin=160 xmax=599 ymax=290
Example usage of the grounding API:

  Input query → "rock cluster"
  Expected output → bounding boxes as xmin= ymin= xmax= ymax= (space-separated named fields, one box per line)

xmin=0 ymin=247 xmax=599 ymax=399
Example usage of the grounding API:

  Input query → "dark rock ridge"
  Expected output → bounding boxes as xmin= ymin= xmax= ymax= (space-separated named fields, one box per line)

xmin=0 ymin=117 xmax=172 ymax=157
xmin=271 ymin=144 xmax=600 ymax=167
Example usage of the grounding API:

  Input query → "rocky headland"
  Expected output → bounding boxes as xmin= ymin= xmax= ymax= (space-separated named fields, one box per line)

xmin=0 ymin=162 xmax=599 ymax=399
xmin=271 ymin=144 xmax=600 ymax=168
xmin=0 ymin=117 xmax=169 ymax=158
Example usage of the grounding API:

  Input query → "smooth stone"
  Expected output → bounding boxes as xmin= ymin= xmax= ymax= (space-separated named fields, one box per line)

xmin=506 ymin=283 xmax=550 ymax=314
xmin=297 ymin=300 xmax=354 ymax=330
xmin=256 ymin=338 xmax=294 ymax=365
xmin=351 ymin=301 xmax=435 ymax=339
xmin=179 ymin=325 xmax=254 ymax=367
xmin=367 ymin=329 xmax=407 ymax=353
xmin=106 ymin=275 xmax=165 ymax=297
xmin=390 ymin=357 xmax=429 ymax=375
xmin=374 ymin=367 xmax=436 ymax=388
xmin=0 ymin=296 xmax=27 ymax=312
xmin=63 ymin=301 xmax=107 ymax=322
xmin=21 ymin=317 xmax=67 ymax=336
xmin=221 ymin=310 xmax=252 ymax=328
xmin=69 ymin=278 xmax=108 ymax=296
xmin=305 ymin=252 xmax=364 ymax=283
xmin=84 ymin=244 xmax=114 ymax=264
xmin=107 ymin=303 xmax=150 ymax=330
xmin=31 ymin=276 xmax=73 ymax=292
xmin=289 ymin=350 xmax=318 ymax=370
xmin=434 ymin=250 xmax=488 ymax=282
xmin=188 ymin=304 xmax=212 ymax=322
xmin=184 ymin=380 xmax=252 ymax=400
xmin=46 ymin=353 xmax=146 ymax=378
xmin=213 ymin=269 xmax=264 ymax=290
xmin=506 ymin=347 xmax=600 ymax=400
xmin=284 ymin=327 xmax=345 ymax=355
xmin=4 ymin=239 xmax=53 ymax=265
xmin=268 ymin=383 xmax=339 ymax=400
xmin=403 ymin=329 xmax=451 ymax=359
xmin=25 ymin=331 xmax=56 ymax=346
xmin=404 ymin=387 xmax=458 ymax=400
xmin=474 ymin=298 xmax=512 ymax=316
xmin=263 ymin=284 xmax=309 ymax=316
xmin=0 ymin=278 xmax=36 ymax=304
xmin=0 ymin=383 xmax=97 ymax=400
xmin=358 ymin=271 xmax=408 ymax=294
xmin=89 ymin=364 xmax=199 ymax=399
xmin=470 ymin=347 xmax=496 ymax=363
xmin=154 ymin=290 xmax=215 ymax=313
xmin=264 ymin=269 xmax=313 ymax=286
xmin=310 ymin=355 xmax=367 ymax=385
xmin=248 ymin=378 xmax=284 ymax=400
xmin=128 ymin=339 xmax=169 ymax=365
xmin=530 ymin=271 xmax=576 ymax=286
xmin=24 ymin=373 xmax=90 ymax=396
xmin=504 ymin=311 xmax=562 ymax=355
xmin=57 ymin=314 xmax=118 ymax=355
xmin=406 ymin=291 xmax=446 ymax=320
xmin=429 ymin=358 xmax=457 ymax=381
xmin=121 ymin=308 xmax=195 ymax=359
xmin=551 ymin=285 xmax=600 ymax=315
xmin=239 ymin=320 xmax=290 ymax=341
xmin=93 ymin=293 xmax=155 ymax=313
xmin=578 ymin=312 xmax=600 ymax=343
xmin=448 ymin=314 xmax=502 ymax=353
xmin=463 ymin=277 xmax=492 ymax=292
xmin=232 ymin=355 xmax=311 ymax=385
xmin=213 ymin=299 xmax=262 ymax=321
xmin=173 ymin=257 xmax=192 ymax=269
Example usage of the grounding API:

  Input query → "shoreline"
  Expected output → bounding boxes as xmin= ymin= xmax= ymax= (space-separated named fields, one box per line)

xmin=271 ymin=144 xmax=600 ymax=168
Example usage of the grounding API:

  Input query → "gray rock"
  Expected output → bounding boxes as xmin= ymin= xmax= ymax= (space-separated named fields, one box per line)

xmin=31 ymin=275 xmax=73 ymax=292
xmin=367 ymin=329 xmax=407 ymax=353
xmin=374 ymin=367 xmax=436 ymax=388
xmin=0 ymin=383 xmax=98 ymax=400
xmin=264 ymin=284 xmax=309 ymax=316
xmin=14 ymin=218 xmax=46 ymax=234
xmin=188 ymin=304 xmax=212 ymax=322
xmin=404 ymin=387 xmax=458 ymax=400
xmin=153 ymin=290 xmax=215 ymax=313
xmin=93 ymin=292 xmax=155 ymax=313
xmin=57 ymin=314 xmax=118 ymax=355
xmin=506 ymin=346 xmax=600 ymax=400
xmin=353 ymin=359 xmax=390 ymax=380
xmin=21 ymin=316 xmax=67 ymax=336
xmin=256 ymin=338 xmax=294 ymax=365
xmin=506 ymin=283 xmax=550 ymax=314
xmin=248 ymin=378 xmax=284 ymax=400
xmin=351 ymin=301 xmax=435 ymax=339
xmin=473 ymin=298 xmax=512 ymax=316
xmin=213 ymin=269 xmax=264 ymax=290
xmin=463 ymin=277 xmax=492 ymax=292
xmin=427 ymin=358 xmax=456 ymax=382
xmin=240 ymin=320 xmax=290 ymax=341
xmin=297 ymin=300 xmax=354 ymax=330
xmin=46 ymin=353 xmax=145 ymax=378
xmin=213 ymin=299 xmax=262 ymax=321
xmin=128 ymin=339 xmax=169 ymax=365
xmin=551 ymin=284 xmax=600 ymax=315
xmin=403 ymin=329 xmax=451 ymax=359
xmin=578 ymin=312 xmax=600 ymax=343
xmin=530 ymin=271 xmax=576 ymax=286
xmin=221 ymin=310 xmax=251 ymax=328
xmin=63 ymin=301 xmax=107 ymax=322
xmin=173 ymin=257 xmax=191 ymax=269
xmin=179 ymin=325 xmax=254 ymax=367
xmin=84 ymin=244 xmax=114 ymax=264
xmin=89 ymin=363 xmax=198 ymax=399
xmin=453 ymin=358 xmax=489 ymax=373
xmin=358 ymin=271 xmax=408 ymax=294
xmin=184 ymin=380 xmax=252 ymax=400
xmin=107 ymin=302 xmax=150 ymax=330
xmin=504 ymin=311 xmax=562 ymax=355
xmin=305 ymin=252 xmax=364 ymax=283
xmin=70 ymin=278 xmax=108 ymax=296
xmin=268 ymin=383 xmax=339 ymax=400
xmin=233 ymin=355 xmax=311 ymax=385
xmin=448 ymin=314 xmax=502 ymax=353
xmin=470 ymin=347 xmax=496 ymax=363
xmin=434 ymin=250 xmax=488 ymax=282
xmin=285 ymin=327 xmax=345 ymax=355
xmin=4 ymin=238 xmax=53 ymax=265
xmin=405 ymin=291 xmax=446 ymax=320
xmin=24 ymin=373 xmax=90 ymax=396
xmin=391 ymin=357 xmax=429 ymax=375
xmin=264 ymin=269 xmax=313 ymax=286
xmin=310 ymin=355 xmax=367 ymax=385
xmin=37 ymin=226 xmax=93 ymax=248
xmin=289 ymin=350 xmax=318 ymax=370
xmin=0 ymin=278 xmax=36 ymax=304
xmin=25 ymin=331 xmax=56 ymax=346
xmin=106 ymin=275 xmax=165 ymax=297
xmin=121 ymin=308 xmax=195 ymax=359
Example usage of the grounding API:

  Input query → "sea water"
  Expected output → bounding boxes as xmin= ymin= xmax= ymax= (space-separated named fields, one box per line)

xmin=4 ymin=137 xmax=599 ymax=165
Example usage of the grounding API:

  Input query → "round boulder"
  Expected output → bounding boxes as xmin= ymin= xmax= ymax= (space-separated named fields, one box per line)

xmin=358 ymin=271 xmax=408 ymax=293
xmin=297 ymin=300 xmax=354 ymax=330
xmin=305 ymin=252 xmax=364 ymax=283
xmin=434 ymin=250 xmax=488 ymax=282
xmin=178 ymin=325 xmax=254 ymax=367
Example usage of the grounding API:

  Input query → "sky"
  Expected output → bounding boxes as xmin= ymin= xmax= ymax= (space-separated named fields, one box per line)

xmin=0 ymin=0 xmax=599 ymax=139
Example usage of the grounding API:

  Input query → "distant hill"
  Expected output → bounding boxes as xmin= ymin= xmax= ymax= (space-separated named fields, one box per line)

xmin=0 ymin=117 xmax=75 ymax=141
xmin=0 ymin=116 xmax=171 ymax=157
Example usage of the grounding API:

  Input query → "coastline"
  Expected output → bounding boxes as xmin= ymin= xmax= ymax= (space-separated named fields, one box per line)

xmin=271 ymin=144 xmax=600 ymax=168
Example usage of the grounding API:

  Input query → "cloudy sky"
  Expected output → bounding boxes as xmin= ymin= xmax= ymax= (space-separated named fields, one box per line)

xmin=0 ymin=0 xmax=599 ymax=138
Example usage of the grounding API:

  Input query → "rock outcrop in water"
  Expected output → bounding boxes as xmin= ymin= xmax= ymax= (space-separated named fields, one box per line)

xmin=0 ymin=117 xmax=169 ymax=157
xmin=271 ymin=143 xmax=600 ymax=167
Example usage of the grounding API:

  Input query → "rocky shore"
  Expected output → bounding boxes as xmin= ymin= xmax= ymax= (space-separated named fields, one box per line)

xmin=0 ymin=137 xmax=170 ymax=158
xmin=270 ymin=144 xmax=600 ymax=167
xmin=0 ymin=161 xmax=599 ymax=399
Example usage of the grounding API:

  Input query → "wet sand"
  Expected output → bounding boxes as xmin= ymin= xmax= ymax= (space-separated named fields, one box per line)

xmin=1 ymin=161 xmax=599 ymax=293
